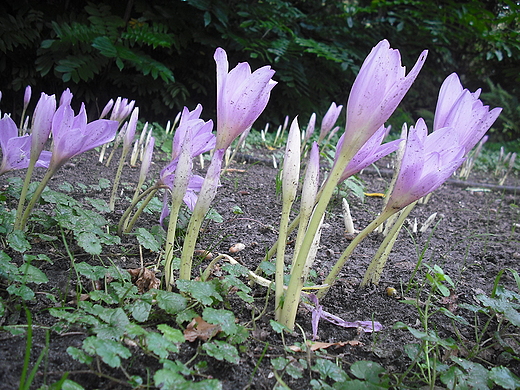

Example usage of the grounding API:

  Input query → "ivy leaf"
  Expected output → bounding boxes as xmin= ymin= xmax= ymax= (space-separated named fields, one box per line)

xmin=176 ymin=280 xmax=222 ymax=306
xmin=489 ymin=366 xmax=520 ymax=389
xmin=145 ymin=331 xmax=180 ymax=358
xmin=7 ymin=284 xmax=35 ymax=301
xmin=154 ymin=289 xmax=187 ymax=315
xmin=129 ymin=299 xmax=152 ymax=322
xmin=202 ymin=308 xmax=238 ymax=336
xmin=7 ymin=230 xmax=31 ymax=253
xmin=135 ymin=228 xmax=161 ymax=252
xmin=82 ymin=336 xmax=131 ymax=368
xmin=202 ymin=340 xmax=239 ymax=364
xmin=77 ymin=231 xmax=102 ymax=255
xmin=312 ymin=358 xmax=348 ymax=382
xmin=67 ymin=346 xmax=94 ymax=365
xmin=158 ymin=324 xmax=185 ymax=343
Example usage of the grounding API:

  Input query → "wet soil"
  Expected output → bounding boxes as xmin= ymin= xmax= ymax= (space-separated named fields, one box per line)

xmin=0 ymin=144 xmax=519 ymax=389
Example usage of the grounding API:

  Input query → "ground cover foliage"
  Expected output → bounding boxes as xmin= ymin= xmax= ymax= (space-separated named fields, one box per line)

xmin=0 ymin=133 xmax=519 ymax=389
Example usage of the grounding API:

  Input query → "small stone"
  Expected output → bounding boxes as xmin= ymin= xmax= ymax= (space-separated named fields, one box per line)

xmin=229 ymin=243 xmax=246 ymax=253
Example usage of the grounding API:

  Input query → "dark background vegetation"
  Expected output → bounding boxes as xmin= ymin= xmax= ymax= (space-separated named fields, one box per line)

xmin=1 ymin=0 xmax=519 ymax=141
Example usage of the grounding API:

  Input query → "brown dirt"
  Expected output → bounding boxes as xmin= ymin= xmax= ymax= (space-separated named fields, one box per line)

xmin=0 ymin=144 xmax=519 ymax=389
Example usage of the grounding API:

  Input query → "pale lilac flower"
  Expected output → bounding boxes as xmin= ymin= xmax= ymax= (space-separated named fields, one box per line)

xmin=158 ymin=106 xmax=216 ymax=223
xmin=30 ymin=93 xmax=56 ymax=162
xmin=123 ymin=107 xmax=139 ymax=151
xmin=110 ymin=97 xmax=136 ymax=123
xmin=385 ymin=118 xmax=465 ymax=212
xmin=49 ymin=103 xmax=119 ymax=170
xmin=303 ymin=113 xmax=316 ymax=144
xmin=318 ymin=102 xmax=343 ymax=142
xmin=214 ymin=47 xmax=277 ymax=150
xmin=23 ymin=86 xmax=32 ymax=110
xmin=336 ymin=125 xmax=402 ymax=182
xmin=100 ymin=99 xmax=114 ymax=119
xmin=0 ymin=115 xmax=51 ymax=175
xmin=339 ymin=40 xmax=428 ymax=159
xmin=304 ymin=294 xmax=382 ymax=340
xmin=433 ymin=73 xmax=502 ymax=154
xmin=59 ymin=88 xmax=73 ymax=107
xmin=171 ymin=105 xmax=215 ymax=160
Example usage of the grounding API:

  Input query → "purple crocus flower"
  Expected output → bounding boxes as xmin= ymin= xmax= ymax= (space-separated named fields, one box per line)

xmin=158 ymin=106 xmax=216 ymax=224
xmin=318 ymin=102 xmax=343 ymax=143
xmin=0 ymin=115 xmax=51 ymax=175
xmin=59 ymin=88 xmax=73 ymax=107
xmin=433 ymin=73 xmax=502 ymax=154
xmin=171 ymin=105 xmax=215 ymax=160
xmin=384 ymin=118 xmax=465 ymax=212
xmin=49 ymin=103 xmax=119 ymax=170
xmin=30 ymin=93 xmax=56 ymax=162
xmin=214 ymin=47 xmax=277 ymax=150
xmin=110 ymin=97 xmax=136 ymax=123
xmin=336 ymin=125 xmax=402 ymax=182
xmin=339 ymin=40 xmax=428 ymax=160
xmin=23 ymin=86 xmax=32 ymax=111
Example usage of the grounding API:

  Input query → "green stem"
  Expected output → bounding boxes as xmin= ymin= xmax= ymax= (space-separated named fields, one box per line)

xmin=17 ymin=166 xmax=58 ymax=231
xmin=361 ymin=201 xmax=417 ymax=286
xmin=118 ymin=185 xmax=158 ymax=235
xmin=109 ymin=149 xmax=129 ymax=211
xmin=316 ymin=209 xmax=395 ymax=300
xmin=279 ymin=157 xmax=348 ymax=329
xmin=178 ymin=149 xmax=225 ymax=281
xmin=122 ymin=187 xmax=160 ymax=234
xmin=275 ymin=202 xmax=292 ymax=321
xmin=163 ymin=192 xmax=184 ymax=291
xmin=14 ymin=160 xmax=37 ymax=230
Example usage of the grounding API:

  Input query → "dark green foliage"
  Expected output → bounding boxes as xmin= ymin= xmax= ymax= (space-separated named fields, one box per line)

xmin=0 ymin=0 xmax=518 ymax=138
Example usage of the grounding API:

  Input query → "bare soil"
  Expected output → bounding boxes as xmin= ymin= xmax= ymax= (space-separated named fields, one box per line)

xmin=1 ymin=144 xmax=519 ymax=389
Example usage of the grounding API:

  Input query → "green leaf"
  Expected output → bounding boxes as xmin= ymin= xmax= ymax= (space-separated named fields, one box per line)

xmin=313 ymin=358 xmax=348 ymax=382
xmin=7 ymin=230 xmax=31 ymax=253
xmin=67 ymin=346 xmax=93 ymax=365
xmin=202 ymin=340 xmax=239 ymax=364
xmin=158 ymin=324 xmax=185 ymax=343
xmin=77 ymin=231 xmax=102 ymax=255
xmin=82 ymin=336 xmax=131 ymax=368
xmin=176 ymin=280 xmax=222 ymax=305
xmin=61 ymin=379 xmax=86 ymax=390
xmin=85 ymin=197 xmax=111 ymax=213
xmin=270 ymin=319 xmax=291 ymax=334
xmin=7 ymin=284 xmax=35 ymax=301
xmin=129 ymin=299 xmax=151 ymax=322
xmin=350 ymin=361 xmax=385 ymax=384
xmin=145 ymin=331 xmax=180 ymax=358
xmin=202 ymin=308 xmax=238 ymax=336
xmin=135 ymin=228 xmax=161 ymax=252
xmin=451 ymin=357 xmax=492 ymax=390
xmin=154 ymin=289 xmax=187 ymax=314
xmin=489 ymin=366 xmax=520 ymax=390
xmin=22 ymin=263 xmax=49 ymax=284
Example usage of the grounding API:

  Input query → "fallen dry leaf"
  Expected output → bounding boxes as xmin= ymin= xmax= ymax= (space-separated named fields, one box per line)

xmin=127 ymin=267 xmax=160 ymax=293
xmin=184 ymin=316 xmax=221 ymax=342
xmin=289 ymin=340 xmax=363 ymax=352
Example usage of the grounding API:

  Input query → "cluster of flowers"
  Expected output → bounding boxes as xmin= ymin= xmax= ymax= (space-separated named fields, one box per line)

xmin=0 ymin=40 xmax=501 ymax=331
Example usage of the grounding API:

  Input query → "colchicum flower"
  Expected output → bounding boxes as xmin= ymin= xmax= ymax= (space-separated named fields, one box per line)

xmin=318 ymin=102 xmax=343 ymax=143
xmin=0 ymin=115 xmax=51 ymax=175
xmin=158 ymin=106 xmax=215 ymax=224
xmin=49 ymin=103 xmax=119 ymax=171
xmin=336 ymin=124 xmax=402 ymax=182
xmin=433 ymin=73 xmax=502 ymax=154
xmin=384 ymin=118 xmax=465 ymax=212
xmin=339 ymin=39 xmax=428 ymax=161
xmin=30 ymin=92 xmax=56 ymax=163
xmin=214 ymin=47 xmax=277 ymax=150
